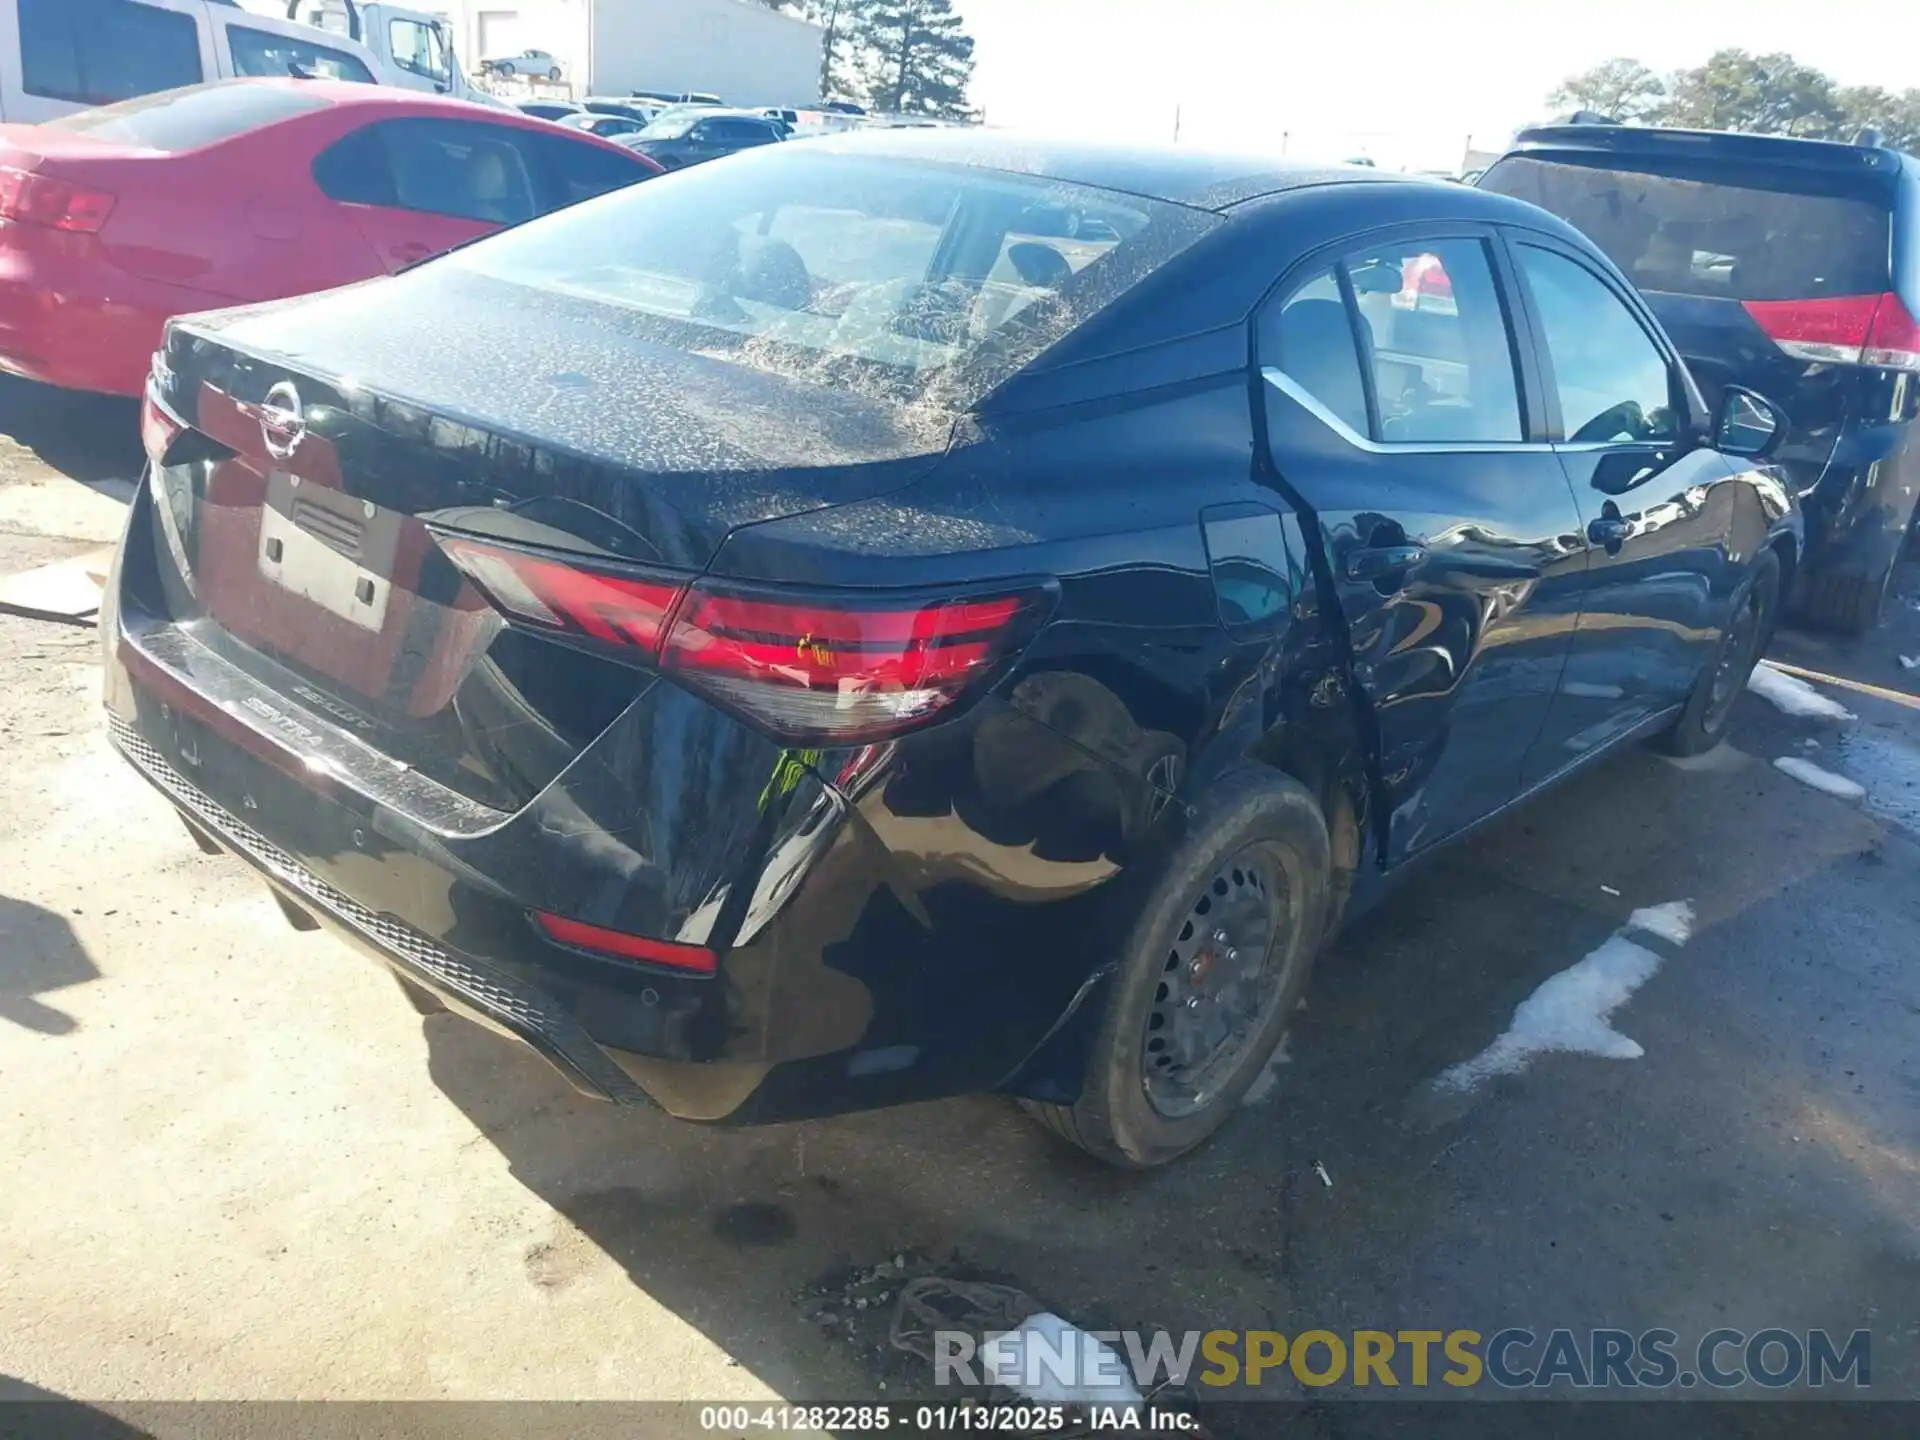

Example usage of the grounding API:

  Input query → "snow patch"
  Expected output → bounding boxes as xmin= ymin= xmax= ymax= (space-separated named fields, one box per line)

xmin=1747 ymin=663 xmax=1855 ymax=721
xmin=1626 ymin=900 xmax=1695 ymax=945
xmin=1430 ymin=902 xmax=1693 ymax=1096
xmin=1773 ymin=756 xmax=1867 ymax=802
xmin=978 ymin=1314 xmax=1144 ymax=1407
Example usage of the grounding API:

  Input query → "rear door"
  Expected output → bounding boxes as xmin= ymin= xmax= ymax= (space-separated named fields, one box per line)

xmin=2 ymin=0 xmax=211 ymax=124
xmin=311 ymin=116 xmax=537 ymax=271
xmin=1479 ymin=152 xmax=1903 ymax=545
xmin=1502 ymin=231 xmax=1740 ymax=782
xmin=1259 ymin=225 xmax=1591 ymax=861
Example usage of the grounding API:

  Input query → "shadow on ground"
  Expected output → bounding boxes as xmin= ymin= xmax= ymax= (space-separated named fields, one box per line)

xmin=0 ymin=894 xmax=97 ymax=1035
xmin=0 ymin=1376 xmax=152 ymax=1438
xmin=0 ymin=375 xmax=142 ymax=489
xmin=415 ymin=703 xmax=1920 ymax=1425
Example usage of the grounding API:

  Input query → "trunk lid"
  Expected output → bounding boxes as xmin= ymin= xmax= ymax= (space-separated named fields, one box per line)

xmin=147 ymin=264 xmax=958 ymax=810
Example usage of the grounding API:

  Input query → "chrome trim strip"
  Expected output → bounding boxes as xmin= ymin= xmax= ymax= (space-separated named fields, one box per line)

xmin=1261 ymin=367 xmax=1556 ymax=455
xmin=122 ymin=614 xmax=506 ymax=837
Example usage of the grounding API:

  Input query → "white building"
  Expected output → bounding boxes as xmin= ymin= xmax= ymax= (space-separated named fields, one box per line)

xmin=441 ymin=0 xmax=824 ymax=105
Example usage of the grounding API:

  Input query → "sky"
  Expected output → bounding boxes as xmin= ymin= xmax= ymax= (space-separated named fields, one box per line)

xmin=951 ymin=0 xmax=1916 ymax=170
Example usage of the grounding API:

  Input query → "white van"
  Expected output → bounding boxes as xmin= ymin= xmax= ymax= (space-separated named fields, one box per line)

xmin=0 ymin=0 xmax=393 ymax=122
xmin=283 ymin=1 xmax=497 ymax=107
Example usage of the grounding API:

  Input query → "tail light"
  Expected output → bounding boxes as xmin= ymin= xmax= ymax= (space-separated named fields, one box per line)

xmin=1742 ymin=292 xmax=1920 ymax=372
xmin=0 ymin=166 xmax=116 ymax=233
xmin=436 ymin=534 xmax=1053 ymax=743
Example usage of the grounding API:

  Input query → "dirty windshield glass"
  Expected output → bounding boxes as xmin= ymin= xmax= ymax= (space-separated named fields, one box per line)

xmin=449 ymin=147 xmax=1214 ymax=407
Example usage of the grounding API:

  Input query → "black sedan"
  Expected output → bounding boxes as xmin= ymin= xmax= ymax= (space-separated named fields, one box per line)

xmin=616 ymin=109 xmax=785 ymax=168
xmin=109 ymin=132 xmax=1799 ymax=1168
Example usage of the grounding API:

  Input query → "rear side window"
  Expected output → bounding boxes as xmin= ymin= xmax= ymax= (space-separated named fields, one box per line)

xmin=1516 ymin=245 xmax=1680 ymax=443
xmin=40 ymin=80 xmax=329 ymax=151
xmin=1347 ymin=239 xmax=1523 ymax=443
xmin=20 ymin=0 xmax=202 ymax=107
xmin=1267 ymin=239 xmax=1524 ymax=445
xmin=518 ymin=130 xmax=656 ymax=209
xmin=314 ymin=119 xmax=538 ymax=225
xmin=227 ymin=25 xmax=375 ymax=85
xmin=1266 ymin=269 xmax=1371 ymax=437
xmin=1482 ymin=157 xmax=1891 ymax=302
xmin=700 ymin=119 xmax=777 ymax=145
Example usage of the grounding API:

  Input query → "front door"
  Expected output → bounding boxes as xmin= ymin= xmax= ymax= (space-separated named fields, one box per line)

xmin=1504 ymin=236 xmax=1741 ymax=785
xmin=1259 ymin=228 xmax=1591 ymax=861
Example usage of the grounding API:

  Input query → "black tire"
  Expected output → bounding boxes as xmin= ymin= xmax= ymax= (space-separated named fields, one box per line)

xmin=1659 ymin=549 xmax=1781 ymax=757
xmin=547 ymin=67 xmax=562 ymax=81
xmin=495 ymin=62 xmax=515 ymax=77
xmin=1020 ymin=769 xmax=1330 ymax=1169
xmin=1800 ymin=560 xmax=1894 ymax=635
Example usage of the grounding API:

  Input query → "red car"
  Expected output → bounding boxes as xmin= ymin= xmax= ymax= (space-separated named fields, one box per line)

xmin=0 ymin=79 xmax=662 ymax=397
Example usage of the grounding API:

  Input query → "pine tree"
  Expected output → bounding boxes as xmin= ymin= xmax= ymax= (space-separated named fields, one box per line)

xmin=853 ymin=0 xmax=975 ymax=119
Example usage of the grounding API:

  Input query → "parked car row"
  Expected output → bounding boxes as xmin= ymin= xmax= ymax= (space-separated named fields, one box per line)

xmin=104 ymin=126 xmax=1809 ymax=1168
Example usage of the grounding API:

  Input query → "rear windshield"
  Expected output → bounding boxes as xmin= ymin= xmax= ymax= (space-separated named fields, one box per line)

xmin=40 ymin=81 xmax=330 ymax=152
xmin=449 ymin=146 xmax=1214 ymax=408
xmin=1482 ymin=156 xmax=1892 ymax=301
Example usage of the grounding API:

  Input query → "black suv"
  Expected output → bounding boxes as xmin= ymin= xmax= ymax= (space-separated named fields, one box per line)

xmin=1482 ymin=125 xmax=1920 ymax=631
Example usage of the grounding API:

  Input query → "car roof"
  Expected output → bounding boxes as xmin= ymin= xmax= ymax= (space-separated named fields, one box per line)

xmin=1505 ymin=123 xmax=1916 ymax=183
xmin=802 ymin=128 xmax=1400 ymax=211
xmin=192 ymin=76 xmax=526 ymax=120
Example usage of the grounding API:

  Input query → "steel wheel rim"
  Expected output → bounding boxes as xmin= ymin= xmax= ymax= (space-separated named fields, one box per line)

xmin=1141 ymin=841 xmax=1291 ymax=1118
xmin=1705 ymin=584 xmax=1764 ymax=728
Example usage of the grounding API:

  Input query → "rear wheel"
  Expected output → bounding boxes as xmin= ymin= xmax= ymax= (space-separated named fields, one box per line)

xmin=1020 ymin=770 xmax=1329 ymax=1169
xmin=1801 ymin=559 xmax=1894 ymax=635
xmin=547 ymin=67 xmax=562 ymax=81
xmin=495 ymin=61 xmax=516 ymax=77
xmin=1659 ymin=549 xmax=1780 ymax=756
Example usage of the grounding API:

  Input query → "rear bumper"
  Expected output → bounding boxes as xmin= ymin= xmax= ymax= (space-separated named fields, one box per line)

xmin=110 ymin=715 xmax=654 ymax=1107
xmin=0 ymin=237 xmax=232 ymax=397
xmin=1797 ymin=425 xmax=1920 ymax=585
xmin=105 ymin=480 xmax=1150 ymax=1122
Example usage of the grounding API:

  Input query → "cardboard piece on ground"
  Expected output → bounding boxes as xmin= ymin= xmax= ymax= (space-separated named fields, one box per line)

xmin=0 ymin=547 xmax=114 ymax=626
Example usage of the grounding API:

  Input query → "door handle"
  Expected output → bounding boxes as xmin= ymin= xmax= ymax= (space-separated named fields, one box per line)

xmin=1345 ymin=543 xmax=1426 ymax=584
xmin=1587 ymin=516 xmax=1633 ymax=549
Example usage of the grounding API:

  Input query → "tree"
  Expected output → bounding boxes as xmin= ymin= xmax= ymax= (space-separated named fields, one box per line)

xmin=853 ymin=0 xmax=976 ymax=118
xmin=797 ymin=0 xmax=861 ymax=101
xmin=1663 ymin=49 xmax=1845 ymax=138
xmin=1836 ymin=85 xmax=1920 ymax=152
xmin=1546 ymin=58 xmax=1667 ymax=123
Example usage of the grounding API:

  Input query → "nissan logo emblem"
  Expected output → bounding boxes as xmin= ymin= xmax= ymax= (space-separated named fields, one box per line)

xmin=260 ymin=380 xmax=306 ymax=460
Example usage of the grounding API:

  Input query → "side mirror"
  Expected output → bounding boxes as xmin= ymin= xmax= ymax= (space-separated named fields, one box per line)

xmin=1714 ymin=385 xmax=1789 ymax=460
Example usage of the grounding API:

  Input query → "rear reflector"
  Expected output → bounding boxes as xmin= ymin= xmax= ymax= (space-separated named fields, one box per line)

xmin=533 ymin=911 xmax=719 ymax=975
xmin=1743 ymin=292 xmax=1920 ymax=372
xmin=0 ymin=166 xmax=116 ymax=233
xmin=436 ymin=533 xmax=1052 ymax=742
